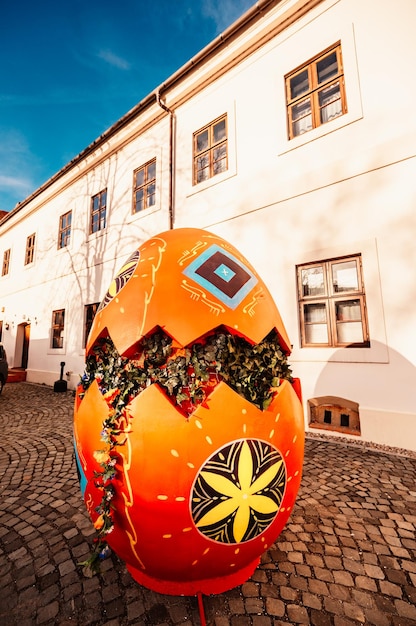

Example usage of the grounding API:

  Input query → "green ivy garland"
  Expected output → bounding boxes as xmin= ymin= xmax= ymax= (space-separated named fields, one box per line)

xmin=78 ymin=327 xmax=292 ymax=573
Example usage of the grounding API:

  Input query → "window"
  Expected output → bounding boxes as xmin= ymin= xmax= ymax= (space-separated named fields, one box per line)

xmin=90 ymin=189 xmax=107 ymax=234
xmin=297 ymin=255 xmax=369 ymax=347
xmin=84 ymin=303 xmax=99 ymax=348
xmin=133 ymin=159 xmax=156 ymax=214
xmin=286 ymin=43 xmax=346 ymax=139
xmin=25 ymin=234 xmax=36 ymax=265
xmin=193 ymin=114 xmax=227 ymax=184
xmin=51 ymin=309 xmax=65 ymax=349
xmin=2 ymin=249 xmax=10 ymax=276
xmin=58 ymin=211 xmax=72 ymax=248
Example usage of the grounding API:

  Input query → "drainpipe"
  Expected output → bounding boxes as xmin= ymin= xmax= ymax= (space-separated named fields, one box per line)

xmin=156 ymin=90 xmax=175 ymax=230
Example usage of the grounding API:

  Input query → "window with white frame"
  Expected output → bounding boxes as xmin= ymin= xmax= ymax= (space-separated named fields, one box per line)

xmin=51 ymin=309 xmax=65 ymax=349
xmin=25 ymin=234 xmax=36 ymax=265
xmin=84 ymin=302 xmax=99 ymax=348
xmin=90 ymin=189 xmax=107 ymax=234
xmin=297 ymin=255 xmax=369 ymax=347
xmin=2 ymin=249 xmax=10 ymax=276
xmin=285 ymin=43 xmax=347 ymax=139
xmin=133 ymin=159 xmax=156 ymax=214
xmin=58 ymin=211 xmax=72 ymax=249
xmin=193 ymin=114 xmax=227 ymax=184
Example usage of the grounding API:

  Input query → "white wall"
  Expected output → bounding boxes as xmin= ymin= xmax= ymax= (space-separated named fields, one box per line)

xmin=171 ymin=0 xmax=416 ymax=449
xmin=1 ymin=0 xmax=415 ymax=450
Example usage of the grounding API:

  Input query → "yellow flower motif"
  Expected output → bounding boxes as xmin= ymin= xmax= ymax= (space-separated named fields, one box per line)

xmin=93 ymin=449 xmax=111 ymax=465
xmin=94 ymin=514 xmax=105 ymax=530
xmin=196 ymin=440 xmax=283 ymax=543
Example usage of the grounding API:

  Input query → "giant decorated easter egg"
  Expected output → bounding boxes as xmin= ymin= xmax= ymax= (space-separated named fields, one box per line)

xmin=74 ymin=228 xmax=304 ymax=595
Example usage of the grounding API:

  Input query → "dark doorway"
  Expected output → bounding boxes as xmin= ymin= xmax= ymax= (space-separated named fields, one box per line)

xmin=21 ymin=323 xmax=30 ymax=369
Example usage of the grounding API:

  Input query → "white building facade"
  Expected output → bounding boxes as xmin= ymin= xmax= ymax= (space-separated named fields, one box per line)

xmin=1 ymin=0 xmax=415 ymax=451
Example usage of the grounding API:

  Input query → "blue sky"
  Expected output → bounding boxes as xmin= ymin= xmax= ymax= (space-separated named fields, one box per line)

xmin=0 ymin=0 xmax=253 ymax=213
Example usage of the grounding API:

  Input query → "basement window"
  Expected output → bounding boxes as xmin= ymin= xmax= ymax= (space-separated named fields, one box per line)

xmin=308 ymin=396 xmax=361 ymax=435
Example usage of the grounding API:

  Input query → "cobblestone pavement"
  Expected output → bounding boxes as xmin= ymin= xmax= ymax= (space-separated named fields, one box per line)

xmin=0 ymin=383 xmax=415 ymax=626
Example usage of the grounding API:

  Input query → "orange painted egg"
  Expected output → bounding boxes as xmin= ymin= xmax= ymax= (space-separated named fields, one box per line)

xmin=73 ymin=228 xmax=304 ymax=595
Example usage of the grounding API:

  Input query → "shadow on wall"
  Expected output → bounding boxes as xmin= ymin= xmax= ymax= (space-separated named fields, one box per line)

xmin=310 ymin=341 xmax=416 ymax=441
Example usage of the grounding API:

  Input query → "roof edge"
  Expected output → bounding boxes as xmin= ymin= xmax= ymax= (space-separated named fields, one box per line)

xmin=0 ymin=0 xmax=296 ymax=226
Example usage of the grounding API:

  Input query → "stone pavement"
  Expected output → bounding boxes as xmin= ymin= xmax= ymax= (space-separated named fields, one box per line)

xmin=0 ymin=383 xmax=415 ymax=626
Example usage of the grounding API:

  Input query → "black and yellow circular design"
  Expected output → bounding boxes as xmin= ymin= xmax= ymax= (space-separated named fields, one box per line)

xmin=191 ymin=439 xmax=286 ymax=544
xmin=98 ymin=250 xmax=140 ymax=312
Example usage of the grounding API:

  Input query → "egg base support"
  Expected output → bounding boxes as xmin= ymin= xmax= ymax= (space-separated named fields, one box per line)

xmin=197 ymin=592 xmax=207 ymax=626
xmin=127 ymin=556 xmax=259 ymax=595
xmin=127 ymin=557 xmax=260 ymax=623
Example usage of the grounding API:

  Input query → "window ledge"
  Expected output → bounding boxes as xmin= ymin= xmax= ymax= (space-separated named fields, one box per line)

xmin=87 ymin=228 xmax=107 ymax=241
xmin=290 ymin=344 xmax=389 ymax=364
xmin=279 ymin=110 xmax=363 ymax=155
xmin=186 ymin=168 xmax=237 ymax=198
xmin=127 ymin=204 xmax=161 ymax=223
xmin=47 ymin=348 xmax=66 ymax=356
